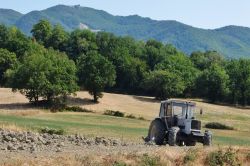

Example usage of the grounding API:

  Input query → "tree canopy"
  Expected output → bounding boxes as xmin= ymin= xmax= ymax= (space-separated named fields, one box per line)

xmin=6 ymin=44 xmax=78 ymax=104
xmin=77 ymin=51 xmax=116 ymax=102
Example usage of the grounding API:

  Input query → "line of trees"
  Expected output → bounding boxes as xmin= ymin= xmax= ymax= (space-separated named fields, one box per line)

xmin=1 ymin=20 xmax=250 ymax=106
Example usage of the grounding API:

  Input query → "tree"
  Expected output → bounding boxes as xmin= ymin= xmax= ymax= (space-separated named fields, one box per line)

xmin=143 ymin=70 xmax=185 ymax=100
xmin=0 ymin=25 xmax=30 ymax=59
xmin=190 ymin=51 xmax=224 ymax=70
xmin=67 ymin=29 xmax=98 ymax=61
xmin=196 ymin=64 xmax=229 ymax=103
xmin=115 ymin=55 xmax=147 ymax=92
xmin=77 ymin=51 xmax=116 ymax=102
xmin=0 ymin=48 xmax=17 ymax=86
xmin=145 ymin=39 xmax=164 ymax=70
xmin=31 ymin=19 xmax=52 ymax=47
xmin=47 ymin=24 xmax=69 ymax=51
xmin=6 ymin=44 xmax=78 ymax=104
xmin=156 ymin=53 xmax=199 ymax=96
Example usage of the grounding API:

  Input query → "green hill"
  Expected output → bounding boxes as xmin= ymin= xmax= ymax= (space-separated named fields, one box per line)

xmin=1 ymin=5 xmax=250 ymax=58
xmin=0 ymin=9 xmax=22 ymax=26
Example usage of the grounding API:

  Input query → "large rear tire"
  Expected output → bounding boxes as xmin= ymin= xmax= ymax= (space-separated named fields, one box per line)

xmin=168 ymin=127 xmax=180 ymax=146
xmin=203 ymin=130 xmax=212 ymax=146
xmin=147 ymin=119 xmax=166 ymax=145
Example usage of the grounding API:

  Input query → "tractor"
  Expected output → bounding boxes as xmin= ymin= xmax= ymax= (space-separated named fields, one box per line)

xmin=144 ymin=100 xmax=212 ymax=146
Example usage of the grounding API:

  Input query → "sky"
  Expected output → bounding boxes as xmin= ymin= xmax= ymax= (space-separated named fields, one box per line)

xmin=1 ymin=0 xmax=250 ymax=29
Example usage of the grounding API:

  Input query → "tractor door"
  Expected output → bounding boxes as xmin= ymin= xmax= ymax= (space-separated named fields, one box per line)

xmin=159 ymin=102 xmax=172 ymax=129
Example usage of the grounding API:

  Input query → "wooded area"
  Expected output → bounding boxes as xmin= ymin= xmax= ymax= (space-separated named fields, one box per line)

xmin=1 ymin=20 xmax=250 ymax=105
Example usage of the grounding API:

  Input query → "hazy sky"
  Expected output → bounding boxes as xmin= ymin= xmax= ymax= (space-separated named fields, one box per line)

xmin=1 ymin=0 xmax=250 ymax=29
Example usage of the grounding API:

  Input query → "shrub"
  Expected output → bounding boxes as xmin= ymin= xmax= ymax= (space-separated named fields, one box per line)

xmin=39 ymin=127 xmax=65 ymax=135
xmin=113 ymin=161 xmax=127 ymax=166
xmin=141 ymin=154 xmax=162 ymax=166
xmin=104 ymin=110 xmax=125 ymax=117
xmin=184 ymin=149 xmax=197 ymax=164
xmin=207 ymin=147 xmax=240 ymax=166
xmin=65 ymin=106 xmax=93 ymax=113
xmin=246 ymin=153 xmax=250 ymax=162
xmin=125 ymin=114 xmax=136 ymax=119
xmin=138 ymin=116 xmax=146 ymax=121
xmin=205 ymin=122 xmax=234 ymax=130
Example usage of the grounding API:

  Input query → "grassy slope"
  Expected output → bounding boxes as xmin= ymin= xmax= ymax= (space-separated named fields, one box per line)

xmin=0 ymin=88 xmax=250 ymax=146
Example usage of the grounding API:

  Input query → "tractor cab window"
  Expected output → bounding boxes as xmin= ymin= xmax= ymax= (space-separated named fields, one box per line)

xmin=187 ymin=105 xmax=195 ymax=118
xmin=172 ymin=103 xmax=186 ymax=117
xmin=166 ymin=103 xmax=172 ymax=116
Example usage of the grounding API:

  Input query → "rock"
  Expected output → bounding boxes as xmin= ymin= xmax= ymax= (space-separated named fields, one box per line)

xmin=45 ymin=140 xmax=52 ymax=145
xmin=56 ymin=147 xmax=62 ymax=152
xmin=1 ymin=147 xmax=7 ymax=151
xmin=30 ymin=145 xmax=36 ymax=152
xmin=7 ymin=144 xmax=17 ymax=151
xmin=12 ymin=138 xmax=17 ymax=142
xmin=57 ymin=142 xmax=64 ymax=147
xmin=18 ymin=146 xmax=25 ymax=150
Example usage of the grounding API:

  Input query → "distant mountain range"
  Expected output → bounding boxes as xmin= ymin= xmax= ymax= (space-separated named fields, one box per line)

xmin=1 ymin=5 xmax=250 ymax=58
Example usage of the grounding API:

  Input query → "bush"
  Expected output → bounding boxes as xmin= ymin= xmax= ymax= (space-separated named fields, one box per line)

xmin=125 ymin=114 xmax=136 ymax=119
xmin=141 ymin=154 xmax=162 ymax=166
xmin=104 ymin=110 xmax=125 ymax=117
xmin=205 ymin=122 xmax=234 ymax=130
xmin=138 ymin=116 xmax=146 ymax=121
xmin=113 ymin=161 xmax=127 ymax=166
xmin=184 ymin=149 xmax=197 ymax=164
xmin=207 ymin=147 xmax=240 ymax=166
xmin=65 ymin=106 xmax=93 ymax=113
xmin=246 ymin=153 xmax=250 ymax=162
xmin=39 ymin=127 xmax=65 ymax=135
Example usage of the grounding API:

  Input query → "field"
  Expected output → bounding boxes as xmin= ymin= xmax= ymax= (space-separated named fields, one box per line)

xmin=0 ymin=88 xmax=250 ymax=165
xmin=0 ymin=88 xmax=250 ymax=145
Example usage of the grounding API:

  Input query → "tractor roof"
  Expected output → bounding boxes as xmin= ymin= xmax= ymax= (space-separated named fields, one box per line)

xmin=161 ymin=99 xmax=196 ymax=106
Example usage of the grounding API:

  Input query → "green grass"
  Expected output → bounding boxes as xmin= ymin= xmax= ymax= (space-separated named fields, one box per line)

xmin=0 ymin=111 xmax=250 ymax=145
xmin=0 ymin=113 xmax=148 ymax=140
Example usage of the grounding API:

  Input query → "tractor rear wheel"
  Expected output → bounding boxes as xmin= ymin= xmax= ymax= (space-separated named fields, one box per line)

xmin=148 ymin=119 xmax=166 ymax=145
xmin=168 ymin=127 xmax=180 ymax=146
xmin=203 ymin=130 xmax=212 ymax=146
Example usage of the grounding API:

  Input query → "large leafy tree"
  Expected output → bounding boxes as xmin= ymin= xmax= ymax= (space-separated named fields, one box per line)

xmin=6 ymin=44 xmax=78 ymax=104
xmin=0 ymin=25 xmax=30 ymax=59
xmin=47 ymin=24 xmax=69 ymax=51
xmin=226 ymin=59 xmax=250 ymax=105
xmin=67 ymin=29 xmax=98 ymax=61
xmin=0 ymin=48 xmax=17 ymax=86
xmin=156 ymin=53 xmax=198 ymax=96
xmin=143 ymin=70 xmax=185 ymax=100
xmin=145 ymin=39 xmax=165 ymax=70
xmin=196 ymin=64 xmax=229 ymax=103
xmin=190 ymin=51 xmax=224 ymax=70
xmin=31 ymin=19 xmax=52 ymax=47
xmin=77 ymin=51 xmax=116 ymax=102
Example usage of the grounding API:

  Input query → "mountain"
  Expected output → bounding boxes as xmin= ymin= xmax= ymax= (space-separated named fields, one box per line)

xmin=0 ymin=9 xmax=23 ymax=26
xmin=1 ymin=5 xmax=250 ymax=58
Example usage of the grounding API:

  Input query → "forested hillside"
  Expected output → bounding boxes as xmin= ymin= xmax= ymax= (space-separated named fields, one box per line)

xmin=1 ymin=5 xmax=250 ymax=58
xmin=1 ymin=20 xmax=250 ymax=106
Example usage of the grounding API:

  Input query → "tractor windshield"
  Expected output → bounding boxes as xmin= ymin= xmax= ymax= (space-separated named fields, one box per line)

xmin=172 ymin=102 xmax=195 ymax=118
xmin=172 ymin=103 xmax=187 ymax=117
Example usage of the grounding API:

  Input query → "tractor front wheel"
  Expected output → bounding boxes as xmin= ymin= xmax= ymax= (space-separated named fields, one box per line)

xmin=168 ymin=127 xmax=180 ymax=146
xmin=203 ymin=130 xmax=212 ymax=146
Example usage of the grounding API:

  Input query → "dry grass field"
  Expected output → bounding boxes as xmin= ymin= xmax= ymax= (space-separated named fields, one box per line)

xmin=0 ymin=88 xmax=250 ymax=165
xmin=0 ymin=88 xmax=250 ymax=145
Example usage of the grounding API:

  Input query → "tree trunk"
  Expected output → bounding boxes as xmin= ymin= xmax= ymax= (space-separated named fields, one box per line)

xmin=93 ymin=91 xmax=98 ymax=103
